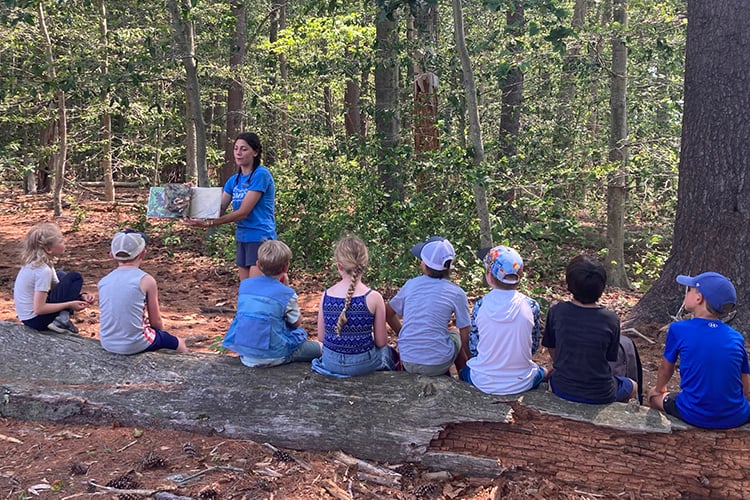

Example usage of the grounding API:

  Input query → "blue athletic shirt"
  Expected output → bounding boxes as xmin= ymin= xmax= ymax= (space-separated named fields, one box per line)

xmin=222 ymin=166 xmax=276 ymax=242
xmin=664 ymin=317 xmax=750 ymax=429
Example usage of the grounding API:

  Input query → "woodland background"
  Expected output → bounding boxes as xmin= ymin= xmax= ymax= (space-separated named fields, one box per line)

xmin=0 ymin=0 xmax=684 ymax=299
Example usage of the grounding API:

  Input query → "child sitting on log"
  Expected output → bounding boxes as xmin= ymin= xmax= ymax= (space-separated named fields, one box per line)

xmin=542 ymin=255 xmax=638 ymax=404
xmin=459 ymin=245 xmax=547 ymax=394
xmin=647 ymin=272 xmax=750 ymax=428
xmin=311 ymin=236 xmax=398 ymax=377
xmin=98 ymin=230 xmax=188 ymax=354
xmin=13 ymin=222 xmax=94 ymax=334
xmin=223 ymin=239 xmax=321 ymax=367
xmin=386 ymin=236 xmax=471 ymax=376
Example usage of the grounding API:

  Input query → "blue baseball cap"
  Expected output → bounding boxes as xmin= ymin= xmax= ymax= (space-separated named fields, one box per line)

xmin=676 ymin=272 xmax=737 ymax=313
xmin=483 ymin=245 xmax=524 ymax=284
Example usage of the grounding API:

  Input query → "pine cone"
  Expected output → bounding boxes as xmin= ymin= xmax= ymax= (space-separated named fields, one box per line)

xmin=183 ymin=441 xmax=198 ymax=458
xmin=117 ymin=494 xmax=143 ymax=500
xmin=394 ymin=463 xmax=417 ymax=478
xmin=413 ymin=482 xmax=440 ymax=498
xmin=256 ymin=478 xmax=274 ymax=492
xmin=198 ymin=487 xmax=220 ymax=499
xmin=106 ymin=471 xmax=138 ymax=490
xmin=272 ymin=449 xmax=294 ymax=462
xmin=69 ymin=463 xmax=89 ymax=475
xmin=140 ymin=452 xmax=166 ymax=470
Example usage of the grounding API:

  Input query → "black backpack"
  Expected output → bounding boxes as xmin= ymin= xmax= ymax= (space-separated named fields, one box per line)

xmin=609 ymin=335 xmax=644 ymax=404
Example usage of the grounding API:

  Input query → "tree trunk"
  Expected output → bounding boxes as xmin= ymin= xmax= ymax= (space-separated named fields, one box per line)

xmin=627 ymin=1 xmax=750 ymax=333
xmin=344 ymin=78 xmax=362 ymax=137
xmin=605 ymin=0 xmax=630 ymax=288
xmin=451 ymin=0 xmax=492 ymax=250
xmin=498 ymin=4 xmax=524 ymax=160
xmin=99 ymin=0 xmax=115 ymax=202
xmin=37 ymin=2 xmax=66 ymax=217
xmin=271 ymin=0 xmax=289 ymax=162
xmin=411 ymin=0 xmax=439 ymax=152
xmin=374 ymin=4 xmax=403 ymax=202
xmin=224 ymin=1 xmax=246 ymax=184
xmin=166 ymin=0 xmax=209 ymax=187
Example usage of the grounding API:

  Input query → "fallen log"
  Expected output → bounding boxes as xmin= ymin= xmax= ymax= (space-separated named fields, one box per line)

xmin=1 ymin=321 xmax=749 ymax=498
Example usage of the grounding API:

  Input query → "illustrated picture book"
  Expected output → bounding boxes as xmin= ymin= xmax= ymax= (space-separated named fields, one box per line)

xmin=146 ymin=184 xmax=223 ymax=219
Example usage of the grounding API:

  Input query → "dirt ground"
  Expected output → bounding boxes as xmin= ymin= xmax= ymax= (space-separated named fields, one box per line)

xmin=0 ymin=184 xmax=668 ymax=499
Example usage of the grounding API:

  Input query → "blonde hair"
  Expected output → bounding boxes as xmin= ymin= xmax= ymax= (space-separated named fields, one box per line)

xmin=334 ymin=236 xmax=369 ymax=334
xmin=257 ymin=240 xmax=292 ymax=276
xmin=20 ymin=222 xmax=63 ymax=268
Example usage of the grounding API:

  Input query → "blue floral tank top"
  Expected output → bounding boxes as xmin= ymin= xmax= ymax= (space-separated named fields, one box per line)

xmin=322 ymin=290 xmax=375 ymax=354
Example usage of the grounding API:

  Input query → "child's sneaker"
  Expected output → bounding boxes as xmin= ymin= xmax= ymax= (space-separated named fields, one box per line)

xmin=47 ymin=311 xmax=79 ymax=334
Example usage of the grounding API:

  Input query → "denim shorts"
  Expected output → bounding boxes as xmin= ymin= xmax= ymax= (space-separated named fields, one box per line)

xmin=312 ymin=345 xmax=397 ymax=377
xmin=460 ymin=365 xmax=546 ymax=390
xmin=241 ymin=340 xmax=322 ymax=368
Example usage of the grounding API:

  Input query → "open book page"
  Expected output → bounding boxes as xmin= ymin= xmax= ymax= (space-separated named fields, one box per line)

xmin=147 ymin=185 xmax=223 ymax=219
xmin=188 ymin=187 xmax=223 ymax=218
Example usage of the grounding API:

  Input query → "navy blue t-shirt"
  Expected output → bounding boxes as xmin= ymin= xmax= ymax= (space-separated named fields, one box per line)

xmin=542 ymin=301 xmax=620 ymax=403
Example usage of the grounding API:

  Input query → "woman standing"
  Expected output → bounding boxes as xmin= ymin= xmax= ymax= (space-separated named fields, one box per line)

xmin=186 ymin=132 xmax=276 ymax=280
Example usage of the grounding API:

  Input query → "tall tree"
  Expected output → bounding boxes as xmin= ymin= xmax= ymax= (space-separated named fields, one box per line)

xmin=628 ymin=1 xmax=750 ymax=332
xmin=37 ymin=1 xmax=66 ymax=216
xmin=374 ymin=2 xmax=403 ymax=201
xmin=166 ymin=0 xmax=209 ymax=187
xmin=98 ymin=0 xmax=114 ymax=202
xmin=605 ymin=0 xmax=630 ymax=287
xmin=451 ymin=0 xmax=492 ymax=250
xmin=223 ymin=1 xmax=246 ymax=184
xmin=498 ymin=3 xmax=524 ymax=159
xmin=411 ymin=0 xmax=439 ymax=152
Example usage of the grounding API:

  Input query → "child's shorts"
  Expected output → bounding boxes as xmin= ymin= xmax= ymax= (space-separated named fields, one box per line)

xmin=140 ymin=328 xmax=180 ymax=352
xmin=552 ymin=375 xmax=634 ymax=404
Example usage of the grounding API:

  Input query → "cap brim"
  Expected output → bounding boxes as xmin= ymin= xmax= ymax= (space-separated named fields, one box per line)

xmin=411 ymin=242 xmax=426 ymax=259
xmin=676 ymin=275 xmax=697 ymax=287
xmin=477 ymin=247 xmax=491 ymax=260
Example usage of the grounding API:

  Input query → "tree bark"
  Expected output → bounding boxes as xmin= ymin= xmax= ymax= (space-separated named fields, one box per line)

xmin=3 ymin=323 xmax=750 ymax=498
xmin=605 ymin=0 xmax=630 ymax=288
xmin=498 ymin=4 xmax=524 ymax=159
xmin=451 ymin=0 xmax=492 ymax=250
xmin=411 ymin=0 xmax=439 ymax=152
xmin=37 ymin=2 xmax=66 ymax=217
xmin=99 ymin=0 xmax=115 ymax=202
xmin=223 ymin=1 xmax=246 ymax=185
xmin=166 ymin=0 xmax=209 ymax=187
xmin=627 ymin=1 xmax=750 ymax=333
xmin=374 ymin=3 xmax=404 ymax=202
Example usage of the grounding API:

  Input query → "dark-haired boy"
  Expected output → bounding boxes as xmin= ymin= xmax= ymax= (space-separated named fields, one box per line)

xmin=386 ymin=236 xmax=471 ymax=376
xmin=541 ymin=255 xmax=637 ymax=404
xmin=647 ymin=272 xmax=750 ymax=428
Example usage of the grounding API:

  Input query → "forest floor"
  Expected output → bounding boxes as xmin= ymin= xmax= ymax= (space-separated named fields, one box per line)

xmin=0 ymin=185 xmax=670 ymax=499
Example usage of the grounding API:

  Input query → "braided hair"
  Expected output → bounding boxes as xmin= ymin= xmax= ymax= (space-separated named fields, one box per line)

xmin=333 ymin=236 xmax=369 ymax=335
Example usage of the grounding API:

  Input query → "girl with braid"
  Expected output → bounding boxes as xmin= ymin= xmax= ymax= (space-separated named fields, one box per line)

xmin=311 ymin=236 xmax=398 ymax=377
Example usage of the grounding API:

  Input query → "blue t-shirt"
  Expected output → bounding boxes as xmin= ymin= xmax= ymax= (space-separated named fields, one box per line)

xmin=222 ymin=166 xmax=276 ymax=242
xmin=389 ymin=275 xmax=470 ymax=365
xmin=664 ymin=317 xmax=750 ymax=429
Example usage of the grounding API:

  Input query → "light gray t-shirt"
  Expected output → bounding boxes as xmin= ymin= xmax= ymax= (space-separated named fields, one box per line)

xmin=98 ymin=267 xmax=152 ymax=355
xmin=389 ymin=275 xmax=470 ymax=365
xmin=13 ymin=263 xmax=58 ymax=321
